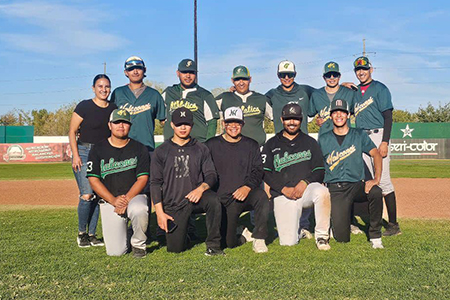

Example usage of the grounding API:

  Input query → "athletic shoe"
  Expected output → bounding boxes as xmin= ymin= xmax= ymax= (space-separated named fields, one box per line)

xmin=241 ymin=227 xmax=254 ymax=243
xmin=88 ymin=235 xmax=104 ymax=247
xmin=370 ymin=238 xmax=384 ymax=249
xmin=383 ymin=223 xmax=402 ymax=236
xmin=77 ymin=233 xmax=90 ymax=248
xmin=316 ymin=238 xmax=331 ymax=251
xmin=252 ymin=239 xmax=268 ymax=253
xmin=350 ymin=224 xmax=364 ymax=235
xmin=204 ymin=248 xmax=225 ymax=256
xmin=132 ymin=247 xmax=146 ymax=258
xmin=300 ymin=228 xmax=313 ymax=240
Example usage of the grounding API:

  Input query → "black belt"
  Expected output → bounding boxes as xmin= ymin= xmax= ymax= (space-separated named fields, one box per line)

xmin=326 ymin=182 xmax=352 ymax=188
xmin=77 ymin=141 xmax=94 ymax=147
xmin=365 ymin=129 xmax=380 ymax=135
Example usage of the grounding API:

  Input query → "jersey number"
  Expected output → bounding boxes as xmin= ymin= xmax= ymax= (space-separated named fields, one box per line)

xmin=86 ymin=161 xmax=93 ymax=172
xmin=261 ymin=154 xmax=267 ymax=164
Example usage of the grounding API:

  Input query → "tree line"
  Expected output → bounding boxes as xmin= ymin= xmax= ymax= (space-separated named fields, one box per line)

xmin=1 ymin=81 xmax=449 ymax=136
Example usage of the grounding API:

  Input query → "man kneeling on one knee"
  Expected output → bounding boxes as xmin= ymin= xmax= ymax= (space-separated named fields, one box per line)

xmin=87 ymin=109 xmax=149 ymax=258
xmin=262 ymin=103 xmax=331 ymax=250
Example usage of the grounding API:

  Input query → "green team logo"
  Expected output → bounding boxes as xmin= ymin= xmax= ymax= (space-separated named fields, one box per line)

xmin=273 ymin=150 xmax=311 ymax=172
xmin=284 ymin=63 xmax=290 ymax=69
xmin=169 ymin=100 xmax=199 ymax=112
xmin=241 ymin=105 xmax=261 ymax=117
xmin=326 ymin=145 xmax=356 ymax=171
xmin=100 ymin=157 xmax=138 ymax=178
xmin=354 ymin=97 xmax=374 ymax=116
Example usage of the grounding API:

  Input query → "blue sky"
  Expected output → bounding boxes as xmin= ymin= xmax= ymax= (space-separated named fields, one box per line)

xmin=0 ymin=0 xmax=448 ymax=115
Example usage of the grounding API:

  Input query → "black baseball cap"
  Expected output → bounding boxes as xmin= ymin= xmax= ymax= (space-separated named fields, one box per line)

xmin=281 ymin=103 xmax=302 ymax=120
xmin=330 ymin=99 xmax=349 ymax=114
xmin=172 ymin=107 xmax=194 ymax=126
xmin=178 ymin=59 xmax=197 ymax=72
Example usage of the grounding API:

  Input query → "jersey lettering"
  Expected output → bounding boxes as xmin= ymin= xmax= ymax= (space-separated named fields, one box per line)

xmin=354 ymin=97 xmax=374 ymax=116
xmin=120 ymin=103 xmax=151 ymax=115
xmin=241 ymin=105 xmax=261 ymax=117
xmin=100 ymin=157 xmax=138 ymax=178
xmin=169 ymin=99 xmax=199 ymax=113
xmin=325 ymin=145 xmax=356 ymax=171
xmin=273 ymin=150 xmax=311 ymax=172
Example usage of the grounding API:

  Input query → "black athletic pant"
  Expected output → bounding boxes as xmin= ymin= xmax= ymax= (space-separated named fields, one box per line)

xmin=164 ymin=190 xmax=221 ymax=253
xmin=328 ymin=181 xmax=382 ymax=242
xmin=221 ymin=188 xmax=269 ymax=248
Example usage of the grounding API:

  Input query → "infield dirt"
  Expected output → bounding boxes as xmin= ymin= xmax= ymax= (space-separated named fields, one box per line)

xmin=0 ymin=178 xmax=449 ymax=219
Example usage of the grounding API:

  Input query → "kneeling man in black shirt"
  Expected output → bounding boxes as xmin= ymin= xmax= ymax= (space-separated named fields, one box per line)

xmin=206 ymin=107 xmax=269 ymax=253
xmin=151 ymin=107 xmax=223 ymax=255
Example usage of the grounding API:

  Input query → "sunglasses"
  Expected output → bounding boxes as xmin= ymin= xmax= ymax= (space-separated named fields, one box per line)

xmin=179 ymin=71 xmax=196 ymax=75
xmin=233 ymin=77 xmax=250 ymax=82
xmin=324 ymin=72 xmax=340 ymax=79
xmin=278 ymin=73 xmax=295 ymax=79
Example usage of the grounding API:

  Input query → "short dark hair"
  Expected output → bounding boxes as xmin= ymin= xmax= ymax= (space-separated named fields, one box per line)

xmin=92 ymin=74 xmax=111 ymax=87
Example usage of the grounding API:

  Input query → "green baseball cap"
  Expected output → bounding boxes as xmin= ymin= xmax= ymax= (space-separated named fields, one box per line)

xmin=323 ymin=61 xmax=340 ymax=75
xmin=330 ymin=99 xmax=349 ymax=114
xmin=109 ymin=109 xmax=132 ymax=124
xmin=353 ymin=56 xmax=371 ymax=70
xmin=232 ymin=65 xmax=251 ymax=79
xmin=178 ymin=59 xmax=197 ymax=72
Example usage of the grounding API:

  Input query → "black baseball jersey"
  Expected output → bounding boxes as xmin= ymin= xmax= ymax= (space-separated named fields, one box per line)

xmin=262 ymin=131 xmax=325 ymax=197
xmin=318 ymin=128 xmax=376 ymax=183
xmin=86 ymin=139 xmax=150 ymax=196
xmin=216 ymin=91 xmax=272 ymax=146
xmin=266 ymin=83 xmax=315 ymax=134
xmin=206 ymin=135 xmax=263 ymax=204
xmin=354 ymin=80 xmax=393 ymax=130
xmin=150 ymin=138 xmax=217 ymax=211
xmin=162 ymin=84 xmax=219 ymax=142
xmin=308 ymin=86 xmax=355 ymax=136
xmin=73 ymin=99 xmax=117 ymax=144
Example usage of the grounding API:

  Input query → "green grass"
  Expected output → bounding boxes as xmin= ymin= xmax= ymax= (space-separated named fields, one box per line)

xmin=1 ymin=208 xmax=449 ymax=299
xmin=2 ymin=160 xmax=450 ymax=180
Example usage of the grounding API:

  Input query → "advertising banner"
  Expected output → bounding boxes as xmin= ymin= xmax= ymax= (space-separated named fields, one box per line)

xmin=0 ymin=143 xmax=72 ymax=163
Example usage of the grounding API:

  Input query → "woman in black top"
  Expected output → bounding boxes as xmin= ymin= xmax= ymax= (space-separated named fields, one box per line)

xmin=68 ymin=74 xmax=117 ymax=248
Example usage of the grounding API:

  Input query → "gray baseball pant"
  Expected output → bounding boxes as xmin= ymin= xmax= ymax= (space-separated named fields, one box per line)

xmin=363 ymin=128 xmax=395 ymax=195
xmin=99 ymin=194 xmax=148 ymax=256
xmin=273 ymin=183 xmax=331 ymax=246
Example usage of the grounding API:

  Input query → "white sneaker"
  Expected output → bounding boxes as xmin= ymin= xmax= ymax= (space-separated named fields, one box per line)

xmin=241 ymin=227 xmax=254 ymax=243
xmin=252 ymin=239 xmax=268 ymax=253
xmin=316 ymin=238 xmax=331 ymax=251
xmin=370 ymin=238 xmax=384 ymax=249
xmin=351 ymin=224 xmax=364 ymax=235
xmin=299 ymin=228 xmax=313 ymax=240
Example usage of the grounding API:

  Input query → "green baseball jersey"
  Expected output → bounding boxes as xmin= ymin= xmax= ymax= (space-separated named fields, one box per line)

xmin=111 ymin=85 xmax=166 ymax=151
xmin=266 ymin=83 xmax=315 ymax=134
xmin=318 ymin=128 xmax=376 ymax=183
xmin=354 ymin=80 xmax=393 ymax=130
xmin=162 ymin=84 xmax=219 ymax=142
xmin=216 ymin=91 xmax=272 ymax=146
xmin=308 ymin=86 xmax=355 ymax=136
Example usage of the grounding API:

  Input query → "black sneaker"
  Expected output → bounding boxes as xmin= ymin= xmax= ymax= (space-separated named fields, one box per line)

xmin=132 ymin=247 xmax=146 ymax=258
xmin=383 ymin=222 xmax=402 ymax=236
xmin=88 ymin=235 xmax=105 ymax=247
xmin=204 ymin=248 xmax=225 ymax=256
xmin=77 ymin=233 xmax=90 ymax=248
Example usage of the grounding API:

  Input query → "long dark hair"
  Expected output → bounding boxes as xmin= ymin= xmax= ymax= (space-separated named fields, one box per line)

xmin=92 ymin=74 xmax=111 ymax=86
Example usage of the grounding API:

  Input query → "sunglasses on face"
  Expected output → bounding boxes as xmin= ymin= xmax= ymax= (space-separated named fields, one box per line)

xmin=180 ymin=71 xmax=196 ymax=75
xmin=233 ymin=78 xmax=250 ymax=82
xmin=324 ymin=72 xmax=340 ymax=79
xmin=278 ymin=73 xmax=295 ymax=79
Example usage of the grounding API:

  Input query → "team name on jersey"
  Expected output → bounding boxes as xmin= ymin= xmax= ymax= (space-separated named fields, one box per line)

xmin=170 ymin=100 xmax=199 ymax=113
xmin=273 ymin=150 xmax=311 ymax=172
xmin=354 ymin=97 xmax=374 ymax=116
xmin=121 ymin=103 xmax=151 ymax=115
xmin=319 ymin=106 xmax=331 ymax=120
xmin=241 ymin=105 xmax=261 ymax=117
xmin=326 ymin=145 xmax=356 ymax=171
xmin=100 ymin=157 xmax=138 ymax=178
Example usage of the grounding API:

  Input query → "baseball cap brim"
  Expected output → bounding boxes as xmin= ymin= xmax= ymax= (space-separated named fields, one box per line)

xmin=224 ymin=118 xmax=244 ymax=124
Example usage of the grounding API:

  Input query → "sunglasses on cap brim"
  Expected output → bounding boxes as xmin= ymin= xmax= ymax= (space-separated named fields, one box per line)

xmin=278 ymin=73 xmax=295 ymax=79
xmin=126 ymin=65 xmax=145 ymax=71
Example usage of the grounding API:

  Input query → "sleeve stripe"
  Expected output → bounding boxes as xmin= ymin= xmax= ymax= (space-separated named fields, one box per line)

xmin=136 ymin=172 xmax=150 ymax=178
xmin=204 ymin=101 xmax=214 ymax=121
xmin=263 ymin=167 xmax=272 ymax=171
xmin=86 ymin=174 xmax=101 ymax=178
xmin=312 ymin=167 xmax=325 ymax=172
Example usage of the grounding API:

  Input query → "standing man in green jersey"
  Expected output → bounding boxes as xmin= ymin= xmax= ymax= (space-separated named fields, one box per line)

xmin=352 ymin=56 xmax=400 ymax=236
xmin=111 ymin=56 xmax=166 ymax=152
xmin=216 ymin=65 xmax=273 ymax=146
xmin=162 ymin=59 xmax=220 ymax=142
xmin=308 ymin=61 xmax=355 ymax=136
xmin=265 ymin=60 xmax=315 ymax=239
xmin=265 ymin=60 xmax=315 ymax=134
